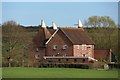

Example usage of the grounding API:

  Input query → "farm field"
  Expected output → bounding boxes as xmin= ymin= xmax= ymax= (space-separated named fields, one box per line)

xmin=2 ymin=67 xmax=118 ymax=78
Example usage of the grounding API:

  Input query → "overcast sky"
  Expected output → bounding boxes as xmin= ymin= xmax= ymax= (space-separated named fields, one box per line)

xmin=1 ymin=1 xmax=119 ymax=27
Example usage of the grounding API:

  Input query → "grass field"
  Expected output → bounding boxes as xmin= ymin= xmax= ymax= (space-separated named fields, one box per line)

xmin=2 ymin=67 xmax=118 ymax=78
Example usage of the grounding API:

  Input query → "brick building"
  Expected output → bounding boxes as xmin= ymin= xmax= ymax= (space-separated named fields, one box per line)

xmin=31 ymin=20 xmax=113 ymax=64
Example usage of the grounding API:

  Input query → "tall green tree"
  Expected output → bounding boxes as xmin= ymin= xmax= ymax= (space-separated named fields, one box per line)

xmin=85 ymin=16 xmax=117 ymax=28
xmin=85 ymin=16 xmax=118 ymax=62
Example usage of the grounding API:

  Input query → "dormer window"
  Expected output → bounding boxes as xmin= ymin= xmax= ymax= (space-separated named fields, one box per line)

xmin=53 ymin=45 xmax=57 ymax=50
xmin=63 ymin=45 xmax=68 ymax=50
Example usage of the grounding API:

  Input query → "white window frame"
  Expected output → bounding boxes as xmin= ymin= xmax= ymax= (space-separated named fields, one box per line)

xmin=35 ymin=54 xmax=40 ymax=59
xmin=87 ymin=45 xmax=92 ymax=50
xmin=76 ymin=45 xmax=80 ymax=50
xmin=63 ymin=54 xmax=67 ymax=57
xmin=53 ymin=45 xmax=57 ymax=50
xmin=82 ymin=44 xmax=86 ymax=50
xmin=82 ymin=54 xmax=86 ymax=57
xmin=63 ymin=45 xmax=68 ymax=50
xmin=76 ymin=55 xmax=80 ymax=57
xmin=35 ymin=48 xmax=39 ymax=52
xmin=88 ymin=53 xmax=92 ymax=57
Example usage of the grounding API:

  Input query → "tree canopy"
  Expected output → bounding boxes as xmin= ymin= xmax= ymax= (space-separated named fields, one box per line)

xmin=85 ymin=16 xmax=117 ymax=28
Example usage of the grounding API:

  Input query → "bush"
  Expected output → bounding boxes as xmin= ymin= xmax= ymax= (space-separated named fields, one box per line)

xmin=37 ymin=63 xmax=89 ymax=69
xmin=89 ymin=62 xmax=105 ymax=69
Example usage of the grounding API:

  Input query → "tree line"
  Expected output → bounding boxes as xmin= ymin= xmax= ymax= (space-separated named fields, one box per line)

xmin=2 ymin=16 xmax=120 ymax=67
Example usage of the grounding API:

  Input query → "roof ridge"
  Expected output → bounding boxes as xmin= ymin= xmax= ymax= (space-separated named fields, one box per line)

xmin=60 ymin=28 xmax=74 ymax=44
xmin=61 ymin=28 xmax=94 ymax=45
xmin=61 ymin=28 xmax=85 ymax=31
xmin=45 ymin=29 xmax=59 ymax=44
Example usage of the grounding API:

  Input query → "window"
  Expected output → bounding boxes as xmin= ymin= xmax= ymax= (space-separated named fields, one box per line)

xmin=82 ymin=54 xmax=86 ymax=57
xmin=63 ymin=54 xmax=68 ymax=56
xmin=87 ymin=45 xmax=92 ymax=50
xmin=35 ymin=48 xmax=39 ymax=52
xmin=63 ymin=45 xmax=68 ymax=50
xmin=35 ymin=54 xmax=40 ymax=59
xmin=76 ymin=55 xmax=80 ymax=57
xmin=88 ymin=53 xmax=92 ymax=57
xmin=76 ymin=45 xmax=80 ymax=49
xmin=82 ymin=44 xmax=86 ymax=50
xmin=53 ymin=45 xmax=57 ymax=50
xmin=87 ymin=46 xmax=91 ymax=49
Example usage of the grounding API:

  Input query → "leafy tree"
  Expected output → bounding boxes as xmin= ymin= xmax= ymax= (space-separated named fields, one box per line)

xmin=85 ymin=16 xmax=117 ymax=28
xmin=85 ymin=27 xmax=118 ymax=62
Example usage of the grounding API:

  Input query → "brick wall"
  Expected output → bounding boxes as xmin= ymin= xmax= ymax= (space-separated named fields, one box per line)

xmin=73 ymin=45 xmax=94 ymax=58
xmin=46 ymin=30 xmax=73 ymax=56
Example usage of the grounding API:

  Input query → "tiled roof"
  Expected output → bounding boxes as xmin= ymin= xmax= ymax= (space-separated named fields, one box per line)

xmin=44 ymin=28 xmax=52 ymax=39
xmin=48 ymin=28 xmax=56 ymax=34
xmin=61 ymin=28 xmax=94 ymax=45
xmin=33 ymin=27 xmax=94 ymax=48
xmin=33 ymin=28 xmax=56 ymax=48
xmin=94 ymin=49 xmax=110 ymax=60
xmin=33 ymin=28 xmax=53 ymax=48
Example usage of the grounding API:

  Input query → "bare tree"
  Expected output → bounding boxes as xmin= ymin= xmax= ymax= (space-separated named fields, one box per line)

xmin=2 ymin=21 xmax=32 ymax=67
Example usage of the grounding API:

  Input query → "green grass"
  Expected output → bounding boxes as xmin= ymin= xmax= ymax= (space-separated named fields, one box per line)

xmin=0 ymin=67 xmax=1 ymax=79
xmin=2 ymin=67 xmax=118 ymax=78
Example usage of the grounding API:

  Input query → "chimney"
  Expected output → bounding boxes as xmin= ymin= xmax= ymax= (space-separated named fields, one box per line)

xmin=78 ymin=19 xmax=83 ymax=28
xmin=41 ymin=20 xmax=46 ymax=28
xmin=52 ymin=21 xmax=57 ymax=29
